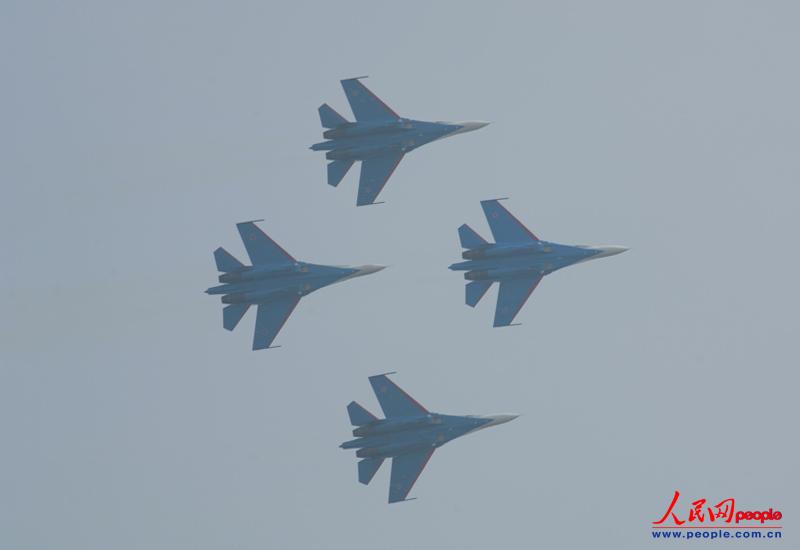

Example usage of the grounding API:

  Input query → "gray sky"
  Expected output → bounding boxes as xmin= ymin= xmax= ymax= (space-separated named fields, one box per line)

xmin=2 ymin=1 xmax=798 ymax=548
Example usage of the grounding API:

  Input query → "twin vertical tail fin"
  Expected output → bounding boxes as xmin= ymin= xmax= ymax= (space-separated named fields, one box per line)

xmin=318 ymin=103 xmax=349 ymax=128
xmin=347 ymin=401 xmax=377 ymax=426
xmin=458 ymin=224 xmax=488 ymax=249
xmin=358 ymin=457 xmax=384 ymax=485
xmin=214 ymin=247 xmax=244 ymax=272
xmin=327 ymin=159 xmax=354 ymax=187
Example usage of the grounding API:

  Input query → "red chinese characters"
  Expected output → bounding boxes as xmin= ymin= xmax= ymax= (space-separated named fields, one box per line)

xmin=654 ymin=492 xmax=737 ymax=526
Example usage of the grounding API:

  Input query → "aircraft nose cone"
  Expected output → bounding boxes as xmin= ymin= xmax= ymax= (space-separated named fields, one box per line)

xmin=443 ymin=121 xmax=491 ymax=138
xmin=592 ymin=246 xmax=629 ymax=258
xmin=485 ymin=413 xmax=520 ymax=426
xmin=336 ymin=264 xmax=387 ymax=283
xmin=354 ymin=264 xmax=387 ymax=276
xmin=460 ymin=121 xmax=490 ymax=132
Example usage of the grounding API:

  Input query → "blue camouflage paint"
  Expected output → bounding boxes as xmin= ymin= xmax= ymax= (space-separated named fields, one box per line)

xmin=311 ymin=77 xmax=489 ymax=206
xmin=206 ymin=221 xmax=385 ymax=350
xmin=342 ymin=374 xmax=518 ymax=503
xmin=450 ymin=199 xmax=629 ymax=327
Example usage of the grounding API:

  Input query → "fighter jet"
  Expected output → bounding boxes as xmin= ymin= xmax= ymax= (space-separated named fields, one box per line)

xmin=450 ymin=199 xmax=628 ymax=327
xmin=206 ymin=221 xmax=385 ymax=350
xmin=341 ymin=373 xmax=518 ymax=503
xmin=311 ymin=77 xmax=489 ymax=206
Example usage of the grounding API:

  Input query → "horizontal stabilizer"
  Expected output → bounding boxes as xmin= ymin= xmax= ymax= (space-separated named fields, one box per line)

xmin=318 ymin=103 xmax=348 ymax=128
xmin=358 ymin=457 xmax=384 ymax=485
xmin=214 ymin=247 xmax=244 ymax=272
xmin=347 ymin=401 xmax=378 ymax=426
xmin=466 ymin=280 xmax=492 ymax=308
xmin=223 ymin=303 xmax=250 ymax=331
xmin=327 ymin=159 xmax=354 ymax=187
xmin=458 ymin=224 xmax=488 ymax=249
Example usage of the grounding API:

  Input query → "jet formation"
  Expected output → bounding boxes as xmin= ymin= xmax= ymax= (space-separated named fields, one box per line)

xmin=311 ymin=77 xmax=489 ymax=206
xmin=450 ymin=199 xmax=628 ymax=327
xmin=204 ymin=76 xmax=629 ymax=505
xmin=206 ymin=221 xmax=384 ymax=350
xmin=341 ymin=373 xmax=518 ymax=503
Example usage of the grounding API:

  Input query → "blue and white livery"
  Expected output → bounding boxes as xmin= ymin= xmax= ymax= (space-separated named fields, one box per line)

xmin=311 ymin=77 xmax=489 ymax=206
xmin=206 ymin=221 xmax=385 ymax=350
xmin=450 ymin=199 xmax=628 ymax=327
xmin=341 ymin=373 xmax=518 ymax=503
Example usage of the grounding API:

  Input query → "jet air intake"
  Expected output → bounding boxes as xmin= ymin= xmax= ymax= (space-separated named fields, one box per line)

xmin=323 ymin=121 xmax=408 ymax=140
xmin=326 ymin=143 xmax=403 ymax=161
xmin=218 ymin=263 xmax=304 ymax=284
xmin=357 ymin=441 xmax=430 ymax=459
xmin=221 ymin=289 xmax=286 ymax=304
xmin=465 ymin=267 xmax=541 ymax=281
xmin=462 ymin=242 xmax=549 ymax=260
xmin=353 ymin=415 xmax=442 ymax=437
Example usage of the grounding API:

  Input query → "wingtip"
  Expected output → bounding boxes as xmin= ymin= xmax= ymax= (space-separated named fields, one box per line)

xmin=252 ymin=344 xmax=282 ymax=351
xmin=389 ymin=497 xmax=418 ymax=504
xmin=481 ymin=197 xmax=510 ymax=204
xmin=342 ymin=75 xmax=369 ymax=82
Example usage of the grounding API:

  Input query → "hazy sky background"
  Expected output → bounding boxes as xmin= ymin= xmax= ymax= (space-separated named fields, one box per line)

xmin=2 ymin=1 xmax=798 ymax=548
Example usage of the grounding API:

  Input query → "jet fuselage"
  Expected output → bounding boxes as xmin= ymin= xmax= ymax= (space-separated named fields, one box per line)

xmin=450 ymin=241 xmax=619 ymax=281
xmin=209 ymin=220 xmax=386 ymax=350
xmin=341 ymin=413 xmax=517 ymax=459
xmin=344 ymin=373 xmax=517 ymax=502
xmin=314 ymin=77 xmax=489 ymax=205
xmin=206 ymin=263 xmax=379 ymax=305
xmin=311 ymin=119 xmax=474 ymax=161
